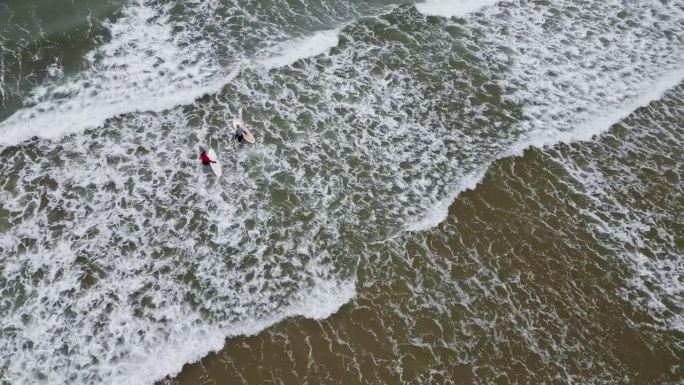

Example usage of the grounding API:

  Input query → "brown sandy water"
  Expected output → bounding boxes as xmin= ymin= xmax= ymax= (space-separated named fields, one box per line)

xmin=2 ymin=1 xmax=683 ymax=384
xmin=171 ymin=85 xmax=683 ymax=384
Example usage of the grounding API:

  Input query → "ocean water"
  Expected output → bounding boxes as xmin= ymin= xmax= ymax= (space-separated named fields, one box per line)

xmin=0 ymin=1 xmax=682 ymax=384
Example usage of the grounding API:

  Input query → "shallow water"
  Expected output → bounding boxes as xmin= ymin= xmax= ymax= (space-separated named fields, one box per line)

xmin=176 ymin=83 xmax=684 ymax=385
xmin=0 ymin=1 xmax=682 ymax=384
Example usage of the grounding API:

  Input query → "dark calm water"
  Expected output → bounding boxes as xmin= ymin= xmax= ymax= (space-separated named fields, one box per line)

xmin=0 ymin=1 xmax=682 ymax=384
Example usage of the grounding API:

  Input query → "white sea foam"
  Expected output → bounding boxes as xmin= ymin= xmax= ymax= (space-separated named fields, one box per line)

xmin=404 ymin=169 xmax=485 ymax=232
xmin=0 ymin=56 xmax=5 ymax=105
xmin=1 ymin=244 xmax=354 ymax=385
xmin=504 ymin=68 xmax=684 ymax=157
xmin=259 ymin=29 xmax=340 ymax=70
xmin=0 ymin=12 xmax=341 ymax=146
xmin=395 ymin=71 xmax=684 ymax=235
xmin=555 ymin=94 xmax=684 ymax=333
xmin=415 ymin=0 xmax=499 ymax=18
xmin=1 ymin=0 xmax=683 ymax=384
xmin=0 ymin=0 xmax=231 ymax=146
xmin=409 ymin=0 xmax=684 ymax=231
xmin=109 ymin=278 xmax=355 ymax=384
xmin=0 ymin=105 xmax=358 ymax=384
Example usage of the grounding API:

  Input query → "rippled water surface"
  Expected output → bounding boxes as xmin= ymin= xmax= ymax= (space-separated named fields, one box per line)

xmin=0 ymin=0 xmax=682 ymax=384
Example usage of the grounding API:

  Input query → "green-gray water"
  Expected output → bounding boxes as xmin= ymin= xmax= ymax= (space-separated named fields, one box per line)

xmin=0 ymin=1 xmax=682 ymax=384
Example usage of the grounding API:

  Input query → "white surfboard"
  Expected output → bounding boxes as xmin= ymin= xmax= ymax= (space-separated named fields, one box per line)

xmin=207 ymin=148 xmax=222 ymax=177
xmin=232 ymin=119 xmax=255 ymax=144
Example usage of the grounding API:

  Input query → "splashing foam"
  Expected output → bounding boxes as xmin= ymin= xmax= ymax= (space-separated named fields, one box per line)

xmin=404 ymin=170 xmax=485 ymax=232
xmin=1 ymin=239 xmax=355 ymax=385
xmin=415 ymin=0 xmax=499 ymax=18
xmin=0 ymin=3 xmax=342 ymax=147
xmin=408 ymin=0 xmax=684 ymax=231
xmin=1 ymin=0 xmax=683 ymax=384
xmin=0 ymin=103 xmax=359 ymax=384
xmin=552 ymin=86 xmax=684 ymax=332
xmin=259 ymin=29 xmax=340 ymax=70
xmin=506 ymin=69 xmax=684 ymax=156
xmin=118 ymin=278 xmax=356 ymax=384
xmin=0 ymin=57 xmax=5 ymax=104
xmin=405 ymin=66 xmax=684 ymax=233
xmin=0 ymin=1 xmax=223 ymax=145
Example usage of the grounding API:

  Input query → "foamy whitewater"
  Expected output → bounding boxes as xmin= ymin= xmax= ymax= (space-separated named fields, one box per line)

xmin=415 ymin=0 xmax=499 ymax=17
xmin=1 ymin=0 xmax=682 ymax=384
xmin=552 ymin=86 xmax=684 ymax=333
xmin=0 ymin=2 xmax=346 ymax=146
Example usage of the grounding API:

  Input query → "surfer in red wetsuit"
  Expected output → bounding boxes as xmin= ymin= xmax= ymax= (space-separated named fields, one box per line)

xmin=199 ymin=146 xmax=216 ymax=165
